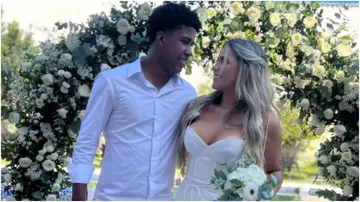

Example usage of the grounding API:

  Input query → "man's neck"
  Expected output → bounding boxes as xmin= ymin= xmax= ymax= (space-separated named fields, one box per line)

xmin=141 ymin=55 xmax=172 ymax=90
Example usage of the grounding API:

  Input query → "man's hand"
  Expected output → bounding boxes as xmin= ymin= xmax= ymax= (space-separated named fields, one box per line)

xmin=72 ymin=183 xmax=88 ymax=201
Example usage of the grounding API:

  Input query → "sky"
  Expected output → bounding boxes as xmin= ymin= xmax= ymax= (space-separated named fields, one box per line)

xmin=2 ymin=0 xmax=359 ymax=89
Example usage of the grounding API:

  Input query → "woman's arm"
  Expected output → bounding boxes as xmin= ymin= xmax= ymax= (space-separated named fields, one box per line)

xmin=263 ymin=114 xmax=283 ymax=194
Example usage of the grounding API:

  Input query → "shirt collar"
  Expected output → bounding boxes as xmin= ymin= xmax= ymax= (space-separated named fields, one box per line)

xmin=127 ymin=57 xmax=184 ymax=87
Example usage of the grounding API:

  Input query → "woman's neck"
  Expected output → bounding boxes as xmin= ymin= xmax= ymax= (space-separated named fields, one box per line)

xmin=219 ymin=89 xmax=237 ymax=109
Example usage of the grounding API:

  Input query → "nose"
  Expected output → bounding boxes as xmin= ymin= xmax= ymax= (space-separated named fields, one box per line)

xmin=184 ymin=46 xmax=193 ymax=57
xmin=212 ymin=63 xmax=220 ymax=72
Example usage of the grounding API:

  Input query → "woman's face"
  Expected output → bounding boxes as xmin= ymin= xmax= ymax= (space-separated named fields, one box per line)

xmin=212 ymin=45 xmax=239 ymax=91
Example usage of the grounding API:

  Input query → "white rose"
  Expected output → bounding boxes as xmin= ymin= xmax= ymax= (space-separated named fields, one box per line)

xmin=341 ymin=151 xmax=352 ymax=163
xmin=60 ymin=53 xmax=72 ymax=64
xmin=39 ymin=148 xmax=47 ymax=155
xmin=57 ymin=70 xmax=65 ymax=76
xmin=18 ymin=127 xmax=29 ymax=136
xmin=52 ymin=183 xmax=61 ymax=192
xmin=42 ymin=160 xmax=56 ymax=172
xmin=315 ymin=126 xmax=325 ymax=136
xmin=300 ymin=98 xmax=310 ymax=109
xmin=78 ymin=110 xmax=86 ymax=121
xmin=60 ymin=86 xmax=69 ymax=94
xmin=9 ymin=112 xmax=20 ymax=124
xmin=46 ymin=145 xmax=55 ymax=153
xmin=40 ymin=93 xmax=49 ymax=100
xmin=19 ymin=157 xmax=32 ymax=168
xmin=46 ymin=194 xmax=57 ymax=201
xmin=284 ymin=13 xmax=297 ymax=27
xmin=116 ymin=19 xmax=130 ymax=35
xmin=202 ymin=37 xmax=211 ymax=48
xmin=343 ymin=184 xmax=353 ymax=196
xmin=57 ymin=108 xmax=68 ymax=119
xmin=78 ymin=85 xmax=90 ymax=97
xmin=336 ymin=43 xmax=352 ymax=57
xmin=138 ymin=3 xmax=152 ymax=20
xmin=50 ymin=153 xmax=59 ymax=161
xmin=334 ymin=125 xmax=346 ymax=136
xmin=320 ymin=42 xmax=331 ymax=53
xmin=36 ymin=155 xmax=44 ymax=162
xmin=246 ymin=7 xmax=261 ymax=23
xmin=3 ymin=174 xmax=12 ymax=184
xmin=64 ymin=71 xmax=72 ymax=79
xmin=15 ymin=183 xmax=23 ymax=191
xmin=323 ymin=109 xmax=334 ymax=120
xmin=312 ymin=64 xmax=326 ymax=77
xmin=327 ymin=165 xmax=337 ymax=177
xmin=41 ymin=74 xmax=54 ymax=86
xmin=319 ymin=155 xmax=329 ymax=164
xmin=117 ymin=35 xmax=127 ymax=46
xmin=323 ymin=80 xmax=333 ymax=89
xmin=291 ymin=33 xmax=302 ymax=46
xmin=100 ymin=63 xmax=111 ymax=72
xmin=303 ymin=16 xmax=316 ymax=28
xmin=243 ymin=182 xmax=259 ymax=201
xmin=269 ymin=13 xmax=281 ymax=27
xmin=340 ymin=143 xmax=349 ymax=152
xmin=207 ymin=8 xmax=217 ymax=19
xmin=346 ymin=166 xmax=359 ymax=177
xmin=128 ymin=26 xmax=135 ymax=33
xmin=230 ymin=2 xmax=244 ymax=14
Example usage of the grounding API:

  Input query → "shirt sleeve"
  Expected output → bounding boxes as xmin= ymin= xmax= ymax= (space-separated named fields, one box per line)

xmin=67 ymin=73 xmax=114 ymax=183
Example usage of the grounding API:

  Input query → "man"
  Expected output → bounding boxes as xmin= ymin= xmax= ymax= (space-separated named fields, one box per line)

xmin=68 ymin=2 xmax=202 ymax=201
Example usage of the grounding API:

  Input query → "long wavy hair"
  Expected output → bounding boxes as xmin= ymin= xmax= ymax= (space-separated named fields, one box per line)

xmin=175 ymin=39 xmax=279 ymax=176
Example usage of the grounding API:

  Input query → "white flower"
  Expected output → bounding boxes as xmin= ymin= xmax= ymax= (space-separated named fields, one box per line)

xmin=346 ymin=166 xmax=359 ymax=177
xmin=62 ymin=81 xmax=70 ymax=89
xmin=343 ymin=184 xmax=353 ymax=196
xmin=52 ymin=183 xmax=61 ymax=192
xmin=6 ymin=123 xmax=18 ymax=135
xmin=334 ymin=125 xmax=346 ymax=135
xmin=78 ymin=110 xmax=86 ymax=121
xmin=128 ymin=26 xmax=135 ymax=33
xmin=64 ymin=71 xmax=72 ymax=79
xmin=78 ymin=84 xmax=91 ymax=97
xmin=341 ymin=151 xmax=353 ymax=163
xmin=202 ymin=37 xmax=211 ymax=48
xmin=284 ymin=13 xmax=297 ymax=27
xmin=336 ymin=43 xmax=352 ymax=57
xmin=36 ymin=155 xmax=44 ymax=162
xmin=117 ymin=35 xmax=127 ymax=46
xmin=39 ymin=148 xmax=47 ymax=155
xmin=57 ymin=108 xmax=68 ymax=119
xmin=230 ymin=2 xmax=244 ymax=14
xmin=327 ymin=165 xmax=337 ymax=177
xmin=246 ymin=7 xmax=261 ymax=23
xmin=46 ymin=145 xmax=55 ymax=153
xmin=300 ymin=98 xmax=310 ymax=109
xmin=50 ymin=153 xmax=59 ymax=161
xmin=40 ymin=93 xmax=49 ymax=100
xmin=57 ymin=70 xmax=65 ymax=76
xmin=323 ymin=80 xmax=333 ymax=89
xmin=60 ymin=53 xmax=72 ymax=64
xmin=9 ymin=112 xmax=20 ymax=124
xmin=41 ymin=74 xmax=54 ymax=86
xmin=312 ymin=64 xmax=326 ymax=77
xmin=340 ymin=143 xmax=349 ymax=152
xmin=315 ymin=126 xmax=325 ymax=136
xmin=323 ymin=109 xmax=333 ymax=120
xmin=303 ymin=16 xmax=316 ymax=28
xmin=15 ymin=183 xmax=23 ymax=191
xmin=319 ymin=155 xmax=329 ymax=164
xmin=46 ymin=194 xmax=57 ymax=201
xmin=42 ymin=160 xmax=56 ymax=172
xmin=3 ymin=174 xmax=12 ymax=183
xmin=138 ymin=3 xmax=152 ymax=20
xmin=35 ymin=98 xmax=45 ymax=108
xmin=60 ymin=86 xmax=69 ymax=94
xmin=18 ymin=127 xmax=28 ymax=136
xmin=291 ymin=33 xmax=302 ymax=46
xmin=96 ymin=35 xmax=112 ymax=48
xmin=269 ymin=13 xmax=281 ymax=27
xmin=65 ymin=33 xmax=80 ymax=52
xmin=100 ymin=63 xmax=111 ymax=72
xmin=19 ymin=157 xmax=32 ymax=168
xmin=116 ymin=19 xmax=130 ymax=35
xmin=207 ymin=8 xmax=217 ymax=19
xmin=243 ymin=182 xmax=259 ymax=201
xmin=335 ymin=70 xmax=345 ymax=82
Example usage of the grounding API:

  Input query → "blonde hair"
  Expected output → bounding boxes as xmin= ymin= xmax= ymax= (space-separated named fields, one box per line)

xmin=175 ymin=39 xmax=279 ymax=176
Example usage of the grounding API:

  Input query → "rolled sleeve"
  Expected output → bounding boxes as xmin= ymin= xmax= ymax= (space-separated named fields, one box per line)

xmin=68 ymin=73 xmax=114 ymax=183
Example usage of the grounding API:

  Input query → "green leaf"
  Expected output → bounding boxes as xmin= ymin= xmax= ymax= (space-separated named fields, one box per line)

xmin=218 ymin=194 xmax=228 ymax=201
xmin=264 ymin=2 xmax=275 ymax=10
xmin=260 ymin=191 xmax=271 ymax=200
xmin=230 ymin=179 xmax=243 ymax=187
xmin=326 ymin=23 xmax=334 ymax=29
xmin=334 ymin=13 xmax=341 ymax=19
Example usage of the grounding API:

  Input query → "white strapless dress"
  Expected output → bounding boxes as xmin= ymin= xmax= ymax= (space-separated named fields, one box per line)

xmin=174 ymin=126 xmax=246 ymax=201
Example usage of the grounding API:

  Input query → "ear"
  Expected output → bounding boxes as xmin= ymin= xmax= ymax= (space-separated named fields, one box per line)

xmin=155 ymin=31 xmax=166 ymax=46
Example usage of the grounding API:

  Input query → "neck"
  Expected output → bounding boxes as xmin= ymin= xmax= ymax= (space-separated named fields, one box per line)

xmin=141 ymin=50 xmax=172 ymax=89
xmin=220 ymin=89 xmax=237 ymax=109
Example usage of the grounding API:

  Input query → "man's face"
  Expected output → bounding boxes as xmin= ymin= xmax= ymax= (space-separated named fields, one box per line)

xmin=160 ymin=26 xmax=197 ymax=74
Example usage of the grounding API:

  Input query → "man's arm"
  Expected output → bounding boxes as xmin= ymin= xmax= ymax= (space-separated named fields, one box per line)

xmin=68 ymin=73 xmax=114 ymax=201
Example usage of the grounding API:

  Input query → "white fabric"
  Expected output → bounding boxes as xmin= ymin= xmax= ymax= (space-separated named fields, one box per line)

xmin=68 ymin=57 xmax=197 ymax=201
xmin=175 ymin=126 xmax=246 ymax=201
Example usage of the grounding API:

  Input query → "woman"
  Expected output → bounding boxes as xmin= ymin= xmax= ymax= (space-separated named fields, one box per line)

xmin=174 ymin=39 xmax=283 ymax=201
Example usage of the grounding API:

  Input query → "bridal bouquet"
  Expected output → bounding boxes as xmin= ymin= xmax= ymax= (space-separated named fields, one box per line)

xmin=210 ymin=159 xmax=280 ymax=201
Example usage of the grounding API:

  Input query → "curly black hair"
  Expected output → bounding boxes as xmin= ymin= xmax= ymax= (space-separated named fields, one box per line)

xmin=146 ymin=2 xmax=202 ymax=44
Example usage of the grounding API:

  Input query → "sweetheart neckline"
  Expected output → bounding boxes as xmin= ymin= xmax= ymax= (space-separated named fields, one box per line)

xmin=186 ymin=126 xmax=245 ymax=148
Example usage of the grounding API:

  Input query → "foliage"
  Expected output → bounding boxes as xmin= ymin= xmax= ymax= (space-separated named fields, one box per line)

xmin=1 ymin=1 xmax=358 ymax=201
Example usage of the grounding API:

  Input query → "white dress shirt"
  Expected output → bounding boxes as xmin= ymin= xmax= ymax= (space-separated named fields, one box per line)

xmin=68 ymin=57 xmax=197 ymax=201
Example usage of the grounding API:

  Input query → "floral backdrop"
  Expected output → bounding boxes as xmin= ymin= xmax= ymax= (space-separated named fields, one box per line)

xmin=1 ymin=1 xmax=358 ymax=201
